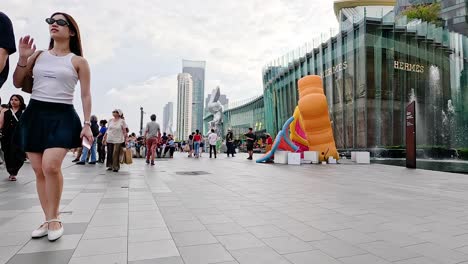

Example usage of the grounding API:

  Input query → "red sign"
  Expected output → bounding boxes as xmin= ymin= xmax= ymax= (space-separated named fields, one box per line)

xmin=406 ymin=101 xmax=416 ymax=169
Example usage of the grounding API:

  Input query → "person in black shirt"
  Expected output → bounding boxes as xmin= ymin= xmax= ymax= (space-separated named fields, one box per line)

xmin=0 ymin=95 xmax=26 ymax=181
xmin=0 ymin=12 xmax=17 ymax=88
xmin=225 ymin=129 xmax=235 ymax=157
xmin=244 ymin=127 xmax=256 ymax=160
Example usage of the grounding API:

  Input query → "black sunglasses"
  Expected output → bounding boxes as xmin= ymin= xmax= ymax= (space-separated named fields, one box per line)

xmin=45 ymin=18 xmax=69 ymax=27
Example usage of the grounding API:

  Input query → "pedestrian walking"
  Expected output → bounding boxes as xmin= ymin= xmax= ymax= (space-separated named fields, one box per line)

xmin=208 ymin=129 xmax=218 ymax=159
xmin=0 ymin=12 xmax=16 ymax=89
xmin=97 ymin=120 xmax=107 ymax=163
xmin=0 ymin=95 xmax=26 ymax=181
xmin=194 ymin=130 xmax=202 ymax=158
xmin=187 ymin=133 xmax=194 ymax=157
xmin=103 ymin=109 xmax=127 ymax=172
xmin=144 ymin=114 xmax=160 ymax=166
xmin=226 ymin=129 xmax=235 ymax=157
xmin=244 ymin=128 xmax=256 ymax=160
xmin=77 ymin=115 xmax=99 ymax=165
xmin=12 ymin=12 xmax=93 ymax=241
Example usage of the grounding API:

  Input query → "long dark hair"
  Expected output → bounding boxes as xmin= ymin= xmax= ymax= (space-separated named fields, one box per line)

xmin=8 ymin=94 xmax=26 ymax=111
xmin=48 ymin=12 xmax=83 ymax=56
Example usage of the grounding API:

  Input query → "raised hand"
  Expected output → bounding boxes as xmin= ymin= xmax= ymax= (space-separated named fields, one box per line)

xmin=18 ymin=35 xmax=37 ymax=59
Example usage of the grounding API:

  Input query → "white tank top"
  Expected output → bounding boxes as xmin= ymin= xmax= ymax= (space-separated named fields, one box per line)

xmin=31 ymin=51 xmax=78 ymax=105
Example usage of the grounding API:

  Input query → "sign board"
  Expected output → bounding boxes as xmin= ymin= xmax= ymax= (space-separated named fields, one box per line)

xmin=406 ymin=101 xmax=416 ymax=169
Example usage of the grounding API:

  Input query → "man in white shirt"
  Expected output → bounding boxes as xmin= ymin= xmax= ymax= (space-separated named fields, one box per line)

xmin=208 ymin=129 xmax=218 ymax=159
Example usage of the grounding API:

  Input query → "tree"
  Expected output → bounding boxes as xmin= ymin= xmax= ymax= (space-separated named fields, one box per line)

xmin=402 ymin=3 xmax=444 ymax=26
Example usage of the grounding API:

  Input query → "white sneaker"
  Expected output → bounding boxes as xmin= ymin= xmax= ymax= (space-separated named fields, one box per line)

xmin=31 ymin=222 xmax=48 ymax=238
xmin=47 ymin=219 xmax=64 ymax=241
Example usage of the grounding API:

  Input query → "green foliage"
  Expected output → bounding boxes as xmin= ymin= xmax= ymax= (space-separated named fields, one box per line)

xmin=458 ymin=148 xmax=468 ymax=160
xmin=402 ymin=3 xmax=443 ymax=25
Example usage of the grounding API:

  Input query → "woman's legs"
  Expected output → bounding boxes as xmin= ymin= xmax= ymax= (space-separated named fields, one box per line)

xmin=41 ymin=148 xmax=68 ymax=230
xmin=80 ymin=147 xmax=90 ymax=163
xmin=112 ymin=143 xmax=122 ymax=171
xmin=106 ymin=143 xmax=114 ymax=168
xmin=90 ymin=139 xmax=97 ymax=162
xmin=28 ymin=152 xmax=49 ymax=223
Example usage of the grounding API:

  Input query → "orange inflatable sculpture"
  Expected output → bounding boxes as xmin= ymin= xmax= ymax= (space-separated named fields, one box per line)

xmin=256 ymin=75 xmax=338 ymax=163
xmin=297 ymin=75 xmax=339 ymax=161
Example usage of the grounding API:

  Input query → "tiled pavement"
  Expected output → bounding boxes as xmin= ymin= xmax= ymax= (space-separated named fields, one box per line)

xmin=1 ymin=153 xmax=468 ymax=263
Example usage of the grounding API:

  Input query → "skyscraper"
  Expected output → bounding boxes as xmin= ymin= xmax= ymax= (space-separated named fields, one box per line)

xmin=176 ymin=73 xmax=193 ymax=141
xmin=182 ymin=60 xmax=206 ymax=132
xmin=163 ymin=102 xmax=174 ymax=135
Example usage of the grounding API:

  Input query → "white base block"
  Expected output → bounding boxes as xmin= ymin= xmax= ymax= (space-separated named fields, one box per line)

xmin=351 ymin=151 xmax=357 ymax=162
xmin=288 ymin=153 xmax=301 ymax=165
xmin=328 ymin=157 xmax=337 ymax=164
xmin=356 ymin=152 xmax=370 ymax=164
xmin=321 ymin=161 xmax=327 ymax=165
xmin=304 ymin=151 xmax=319 ymax=164
xmin=274 ymin=151 xmax=288 ymax=164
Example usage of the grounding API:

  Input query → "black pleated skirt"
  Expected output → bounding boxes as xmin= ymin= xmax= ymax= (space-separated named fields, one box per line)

xmin=14 ymin=99 xmax=82 ymax=153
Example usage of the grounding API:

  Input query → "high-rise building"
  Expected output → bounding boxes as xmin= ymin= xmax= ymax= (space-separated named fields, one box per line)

xmin=182 ymin=60 xmax=206 ymax=132
xmin=441 ymin=0 xmax=468 ymax=35
xmin=176 ymin=73 xmax=193 ymax=141
xmin=163 ymin=102 xmax=174 ymax=135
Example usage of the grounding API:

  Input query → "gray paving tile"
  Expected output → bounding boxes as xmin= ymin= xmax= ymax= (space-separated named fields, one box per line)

xmin=128 ymin=256 xmax=184 ymax=264
xmin=338 ymin=254 xmax=391 ymax=264
xmin=0 ymin=246 xmax=22 ymax=264
xmin=262 ymin=236 xmax=315 ymax=254
xmin=328 ymin=228 xmax=378 ymax=244
xmin=63 ymin=222 xmax=88 ymax=235
xmin=128 ymin=240 xmax=179 ymax=262
xmin=72 ymin=237 xmax=127 ymax=258
xmin=82 ymin=225 xmax=128 ymax=240
xmin=68 ymin=253 xmax=127 ymax=264
xmin=172 ymin=230 xmax=217 ymax=246
xmin=197 ymin=214 xmax=233 ymax=224
xmin=0 ymin=231 xmax=30 ymax=247
xmin=217 ymin=233 xmax=265 ymax=250
xmin=309 ymin=238 xmax=367 ymax=258
xmin=205 ymin=222 xmax=248 ymax=236
xmin=404 ymin=242 xmax=468 ymax=264
xmin=100 ymin=198 xmax=129 ymax=204
xmin=6 ymin=249 xmax=74 ymax=264
xmin=392 ymin=256 xmax=440 ymax=264
xmin=18 ymin=234 xmax=82 ymax=254
xmin=179 ymin=243 xmax=234 ymax=264
xmin=358 ymin=241 xmax=421 ymax=262
xmin=284 ymin=250 xmax=341 ymax=264
xmin=167 ymin=220 xmax=206 ymax=233
xmin=230 ymin=246 xmax=291 ymax=264
xmin=129 ymin=227 xmax=171 ymax=243
xmin=246 ymin=225 xmax=289 ymax=239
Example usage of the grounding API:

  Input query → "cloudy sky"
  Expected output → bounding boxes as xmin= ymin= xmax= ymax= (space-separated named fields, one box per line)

xmin=1 ymin=0 xmax=338 ymax=133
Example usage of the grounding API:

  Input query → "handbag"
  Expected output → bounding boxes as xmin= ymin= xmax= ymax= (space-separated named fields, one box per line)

xmin=21 ymin=50 xmax=44 ymax=94
xmin=124 ymin=148 xmax=133 ymax=164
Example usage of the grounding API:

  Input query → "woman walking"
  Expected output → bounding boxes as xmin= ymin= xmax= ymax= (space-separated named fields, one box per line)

xmin=97 ymin=120 xmax=107 ymax=163
xmin=0 ymin=95 xmax=26 ymax=181
xmin=193 ymin=130 xmax=202 ymax=158
xmin=103 ymin=109 xmax=127 ymax=172
xmin=12 ymin=12 xmax=93 ymax=241
xmin=77 ymin=115 xmax=99 ymax=165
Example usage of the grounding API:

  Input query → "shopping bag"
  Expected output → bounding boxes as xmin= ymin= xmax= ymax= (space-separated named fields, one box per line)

xmin=120 ymin=147 xmax=126 ymax=164
xmin=124 ymin=148 xmax=133 ymax=164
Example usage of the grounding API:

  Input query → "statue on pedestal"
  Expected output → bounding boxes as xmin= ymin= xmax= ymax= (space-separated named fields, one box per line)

xmin=207 ymin=86 xmax=224 ymax=136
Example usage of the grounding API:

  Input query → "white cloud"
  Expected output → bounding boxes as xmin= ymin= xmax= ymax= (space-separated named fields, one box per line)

xmin=1 ymin=0 xmax=338 ymax=133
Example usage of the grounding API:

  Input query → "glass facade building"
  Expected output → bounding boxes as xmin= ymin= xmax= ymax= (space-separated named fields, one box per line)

xmin=263 ymin=11 xmax=468 ymax=152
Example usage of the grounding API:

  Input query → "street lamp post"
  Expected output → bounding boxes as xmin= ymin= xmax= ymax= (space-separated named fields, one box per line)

xmin=139 ymin=107 xmax=145 ymax=136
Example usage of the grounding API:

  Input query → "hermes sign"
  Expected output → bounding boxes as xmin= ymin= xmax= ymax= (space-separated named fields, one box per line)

xmin=394 ymin=61 xmax=424 ymax=73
